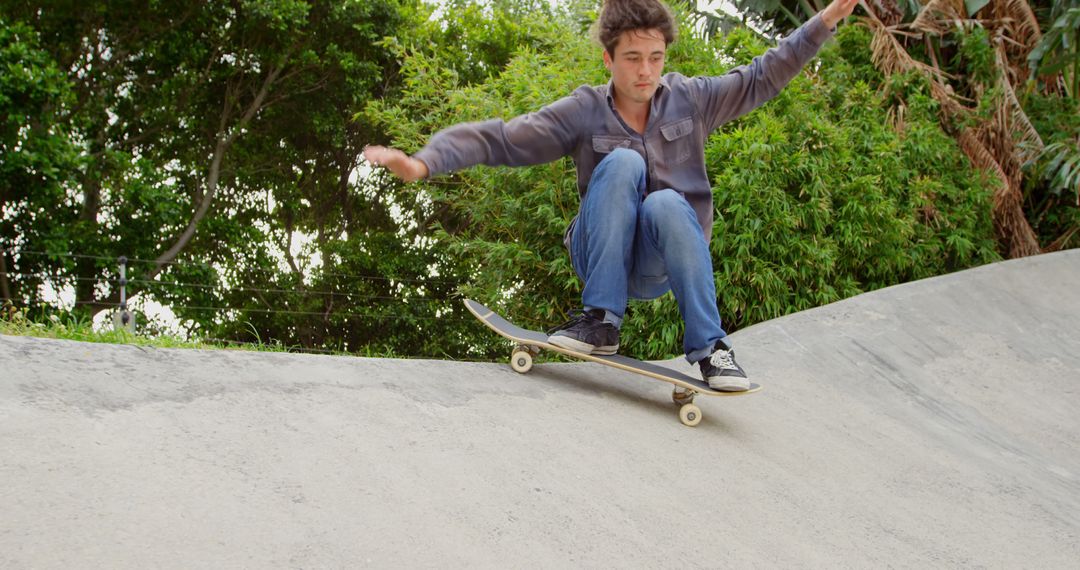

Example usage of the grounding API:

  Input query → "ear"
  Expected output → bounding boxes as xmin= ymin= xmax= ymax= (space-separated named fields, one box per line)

xmin=602 ymin=49 xmax=612 ymax=72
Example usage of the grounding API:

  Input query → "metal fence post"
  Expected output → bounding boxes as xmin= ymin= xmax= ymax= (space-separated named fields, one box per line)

xmin=114 ymin=256 xmax=135 ymax=333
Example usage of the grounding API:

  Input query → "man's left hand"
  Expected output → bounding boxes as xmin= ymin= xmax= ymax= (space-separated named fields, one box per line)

xmin=821 ymin=0 xmax=860 ymax=29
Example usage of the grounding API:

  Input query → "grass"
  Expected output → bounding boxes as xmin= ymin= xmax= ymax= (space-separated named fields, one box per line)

xmin=0 ymin=305 xmax=529 ymax=362
xmin=0 ymin=305 xmax=350 ymax=356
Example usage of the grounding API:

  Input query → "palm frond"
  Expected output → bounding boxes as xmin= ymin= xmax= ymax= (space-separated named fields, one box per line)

xmin=866 ymin=15 xmax=949 ymax=81
xmin=956 ymin=128 xmax=1042 ymax=256
xmin=994 ymin=43 xmax=1043 ymax=160
xmin=910 ymin=0 xmax=965 ymax=35
xmin=868 ymin=0 xmax=906 ymax=26
xmin=957 ymin=127 xmax=1011 ymax=197
xmin=991 ymin=0 xmax=1041 ymax=53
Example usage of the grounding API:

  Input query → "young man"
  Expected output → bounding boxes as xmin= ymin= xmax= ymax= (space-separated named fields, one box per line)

xmin=364 ymin=0 xmax=858 ymax=391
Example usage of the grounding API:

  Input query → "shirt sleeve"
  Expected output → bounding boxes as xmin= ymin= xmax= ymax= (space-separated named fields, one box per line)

xmin=412 ymin=88 xmax=587 ymax=177
xmin=690 ymin=14 xmax=835 ymax=133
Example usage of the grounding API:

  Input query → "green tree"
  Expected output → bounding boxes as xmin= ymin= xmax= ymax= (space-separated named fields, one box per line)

xmin=1 ymin=0 xmax=486 ymax=355
xmin=0 ymin=19 xmax=79 ymax=304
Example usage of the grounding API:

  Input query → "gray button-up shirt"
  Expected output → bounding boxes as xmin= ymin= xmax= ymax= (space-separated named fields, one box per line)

xmin=414 ymin=15 xmax=834 ymax=242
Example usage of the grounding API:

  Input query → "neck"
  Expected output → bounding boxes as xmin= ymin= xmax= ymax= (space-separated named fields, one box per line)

xmin=613 ymin=91 xmax=650 ymax=133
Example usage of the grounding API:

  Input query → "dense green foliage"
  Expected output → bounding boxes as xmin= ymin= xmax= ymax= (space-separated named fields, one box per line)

xmin=5 ymin=1 xmax=1073 ymax=361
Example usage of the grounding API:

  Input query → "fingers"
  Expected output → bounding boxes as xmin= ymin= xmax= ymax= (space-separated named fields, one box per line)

xmin=362 ymin=145 xmax=399 ymax=167
xmin=362 ymin=145 xmax=426 ymax=182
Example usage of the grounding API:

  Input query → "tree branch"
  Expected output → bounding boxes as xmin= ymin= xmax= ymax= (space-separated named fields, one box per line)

xmin=283 ymin=209 xmax=304 ymax=279
xmin=146 ymin=59 xmax=289 ymax=281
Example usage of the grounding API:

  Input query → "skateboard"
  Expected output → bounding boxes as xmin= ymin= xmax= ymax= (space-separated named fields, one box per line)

xmin=465 ymin=299 xmax=761 ymax=426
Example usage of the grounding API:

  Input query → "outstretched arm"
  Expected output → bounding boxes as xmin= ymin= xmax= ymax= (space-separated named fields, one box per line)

xmin=692 ymin=0 xmax=860 ymax=132
xmin=363 ymin=89 xmax=587 ymax=183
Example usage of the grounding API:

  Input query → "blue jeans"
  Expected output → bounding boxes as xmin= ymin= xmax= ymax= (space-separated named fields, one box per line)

xmin=569 ymin=148 xmax=729 ymax=363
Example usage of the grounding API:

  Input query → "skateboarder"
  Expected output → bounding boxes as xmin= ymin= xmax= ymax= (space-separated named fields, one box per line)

xmin=364 ymin=0 xmax=858 ymax=391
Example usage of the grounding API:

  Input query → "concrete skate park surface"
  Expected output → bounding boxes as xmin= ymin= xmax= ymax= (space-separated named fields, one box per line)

xmin=2 ymin=250 xmax=1079 ymax=568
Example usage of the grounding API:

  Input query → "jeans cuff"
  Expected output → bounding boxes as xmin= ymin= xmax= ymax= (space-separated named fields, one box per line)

xmin=685 ymin=336 xmax=731 ymax=364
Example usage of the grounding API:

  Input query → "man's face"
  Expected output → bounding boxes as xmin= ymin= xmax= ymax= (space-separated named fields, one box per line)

xmin=604 ymin=28 xmax=667 ymax=106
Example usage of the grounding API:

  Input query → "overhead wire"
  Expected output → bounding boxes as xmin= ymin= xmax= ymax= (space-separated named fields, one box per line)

xmin=0 ymin=269 xmax=508 ymax=326
xmin=2 ymin=248 xmax=464 ymax=287
xmin=1 ymin=251 xmax=554 ymax=329
xmin=1 ymin=252 xmax=543 ymax=359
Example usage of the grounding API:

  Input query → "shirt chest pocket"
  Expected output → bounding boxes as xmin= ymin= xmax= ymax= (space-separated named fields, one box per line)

xmin=659 ymin=117 xmax=694 ymax=165
xmin=592 ymin=135 xmax=633 ymax=154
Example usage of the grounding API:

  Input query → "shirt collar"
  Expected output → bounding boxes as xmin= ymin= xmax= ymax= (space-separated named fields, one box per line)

xmin=604 ymin=75 xmax=670 ymax=109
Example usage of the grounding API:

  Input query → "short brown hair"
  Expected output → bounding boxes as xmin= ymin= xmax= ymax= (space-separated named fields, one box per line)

xmin=595 ymin=0 xmax=677 ymax=55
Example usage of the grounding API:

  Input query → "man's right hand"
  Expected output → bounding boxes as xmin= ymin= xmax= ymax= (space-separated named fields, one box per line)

xmin=362 ymin=146 xmax=429 ymax=182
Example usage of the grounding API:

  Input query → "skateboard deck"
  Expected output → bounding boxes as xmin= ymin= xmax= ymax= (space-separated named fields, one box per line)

xmin=465 ymin=299 xmax=760 ymax=426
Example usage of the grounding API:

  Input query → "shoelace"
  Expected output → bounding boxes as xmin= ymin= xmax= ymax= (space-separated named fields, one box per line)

xmin=710 ymin=349 xmax=737 ymax=370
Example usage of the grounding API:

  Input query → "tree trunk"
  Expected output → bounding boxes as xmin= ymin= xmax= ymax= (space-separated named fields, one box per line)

xmin=0 ymin=253 xmax=11 ymax=304
xmin=71 ymin=121 xmax=109 ymax=316
xmin=78 ymin=63 xmax=288 ymax=318
xmin=145 ymin=62 xmax=286 ymax=282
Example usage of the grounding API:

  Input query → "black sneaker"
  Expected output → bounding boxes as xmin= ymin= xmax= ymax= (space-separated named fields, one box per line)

xmin=698 ymin=344 xmax=750 ymax=391
xmin=546 ymin=309 xmax=619 ymax=355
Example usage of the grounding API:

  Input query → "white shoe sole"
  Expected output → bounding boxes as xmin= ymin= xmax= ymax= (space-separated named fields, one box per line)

xmin=548 ymin=334 xmax=618 ymax=356
xmin=706 ymin=377 xmax=751 ymax=391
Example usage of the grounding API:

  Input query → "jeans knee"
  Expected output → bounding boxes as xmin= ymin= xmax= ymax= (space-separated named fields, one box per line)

xmin=603 ymin=148 xmax=645 ymax=171
xmin=591 ymin=148 xmax=646 ymax=193
xmin=587 ymin=147 xmax=643 ymax=210
xmin=642 ymin=189 xmax=707 ymax=250
xmin=642 ymin=189 xmax=695 ymax=228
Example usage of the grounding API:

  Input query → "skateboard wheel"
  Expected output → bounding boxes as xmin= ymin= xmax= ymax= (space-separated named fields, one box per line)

xmin=679 ymin=403 xmax=702 ymax=427
xmin=672 ymin=387 xmax=695 ymax=405
xmin=510 ymin=349 xmax=534 ymax=374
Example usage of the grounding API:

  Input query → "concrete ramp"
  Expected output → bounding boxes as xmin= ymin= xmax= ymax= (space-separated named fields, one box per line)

xmin=2 ymin=250 xmax=1079 ymax=567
